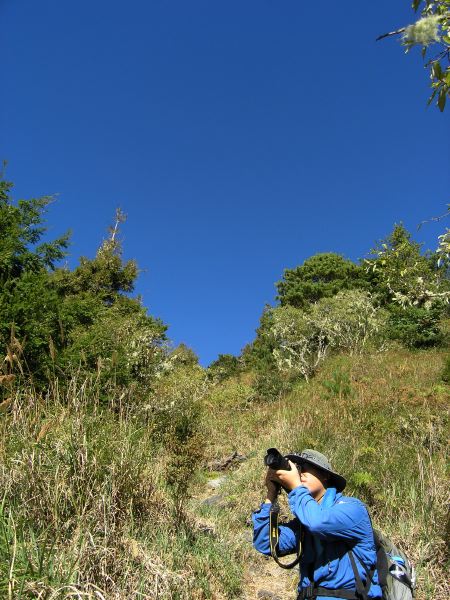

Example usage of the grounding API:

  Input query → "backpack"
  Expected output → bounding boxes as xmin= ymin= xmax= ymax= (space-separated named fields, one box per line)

xmin=349 ymin=529 xmax=416 ymax=600
xmin=373 ymin=529 xmax=416 ymax=600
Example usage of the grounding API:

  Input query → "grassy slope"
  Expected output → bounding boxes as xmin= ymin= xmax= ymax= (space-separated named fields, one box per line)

xmin=199 ymin=348 xmax=449 ymax=600
xmin=0 ymin=348 xmax=447 ymax=599
xmin=0 ymin=376 xmax=241 ymax=600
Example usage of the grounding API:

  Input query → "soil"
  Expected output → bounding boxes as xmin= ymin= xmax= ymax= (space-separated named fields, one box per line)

xmin=243 ymin=554 xmax=298 ymax=600
xmin=195 ymin=474 xmax=299 ymax=600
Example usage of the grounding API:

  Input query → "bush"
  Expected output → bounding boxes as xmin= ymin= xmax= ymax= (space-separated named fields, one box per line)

xmin=385 ymin=305 xmax=444 ymax=348
xmin=59 ymin=296 xmax=168 ymax=392
xmin=149 ymin=366 xmax=207 ymax=522
xmin=441 ymin=355 xmax=450 ymax=382
xmin=321 ymin=368 xmax=354 ymax=399
xmin=364 ymin=223 xmax=449 ymax=308
xmin=207 ymin=353 xmax=242 ymax=382
xmin=270 ymin=291 xmax=386 ymax=380
xmin=253 ymin=368 xmax=294 ymax=402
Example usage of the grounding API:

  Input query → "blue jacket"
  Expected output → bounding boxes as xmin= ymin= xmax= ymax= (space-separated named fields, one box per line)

xmin=252 ymin=486 xmax=382 ymax=599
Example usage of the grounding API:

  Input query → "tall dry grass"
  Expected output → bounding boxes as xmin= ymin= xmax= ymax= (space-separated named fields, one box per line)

xmin=0 ymin=348 xmax=447 ymax=599
xmin=0 ymin=371 xmax=241 ymax=599
xmin=201 ymin=348 xmax=449 ymax=600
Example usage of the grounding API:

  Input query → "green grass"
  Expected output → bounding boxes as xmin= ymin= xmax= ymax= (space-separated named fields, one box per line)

xmin=0 ymin=348 xmax=448 ymax=598
xmin=201 ymin=348 xmax=449 ymax=600
xmin=0 ymin=376 xmax=241 ymax=599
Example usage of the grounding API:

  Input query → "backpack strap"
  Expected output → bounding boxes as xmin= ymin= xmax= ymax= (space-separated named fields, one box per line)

xmin=348 ymin=550 xmax=375 ymax=600
xmin=297 ymin=585 xmax=358 ymax=599
xmin=375 ymin=541 xmax=389 ymax=590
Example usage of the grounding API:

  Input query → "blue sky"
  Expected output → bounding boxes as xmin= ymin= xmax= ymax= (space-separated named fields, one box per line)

xmin=2 ymin=1 xmax=449 ymax=365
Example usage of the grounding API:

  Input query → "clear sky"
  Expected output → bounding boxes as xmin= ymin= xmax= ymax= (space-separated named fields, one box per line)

xmin=2 ymin=1 xmax=449 ymax=365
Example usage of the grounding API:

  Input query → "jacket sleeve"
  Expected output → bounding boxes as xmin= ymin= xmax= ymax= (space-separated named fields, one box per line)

xmin=288 ymin=486 xmax=368 ymax=541
xmin=252 ymin=502 xmax=301 ymax=556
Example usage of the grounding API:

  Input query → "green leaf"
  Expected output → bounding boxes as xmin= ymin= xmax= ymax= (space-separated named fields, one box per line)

xmin=438 ymin=88 xmax=447 ymax=111
xmin=432 ymin=62 xmax=443 ymax=79
xmin=427 ymin=87 xmax=439 ymax=105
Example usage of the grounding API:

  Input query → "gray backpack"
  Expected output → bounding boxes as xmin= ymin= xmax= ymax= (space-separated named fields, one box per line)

xmin=374 ymin=530 xmax=415 ymax=600
xmin=349 ymin=529 xmax=416 ymax=600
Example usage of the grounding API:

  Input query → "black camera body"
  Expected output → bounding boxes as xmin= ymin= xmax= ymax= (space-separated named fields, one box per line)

xmin=264 ymin=447 xmax=291 ymax=471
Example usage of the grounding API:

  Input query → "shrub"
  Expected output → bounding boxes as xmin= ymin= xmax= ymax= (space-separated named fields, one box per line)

xmin=207 ymin=379 xmax=255 ymax=410
xmin=385 ymin=305 xmax=444 ymax=348
xmin=149 ymin=366 xmax=207 ymax=522
xmin=276 ymin=253 xmax=368 ymax=309
xmin=270 ymin=291 xmax=386 ymax=380
xmin=253 ymin=368 xmax=294 ymax=402
xmin=365 ymin=223 xmax=449 ymax=309
xmin=59 ymin=296 xmax=168 ymax=392
xmin=321 ymin=368 xmax=354 ymax=399
xmin=207 ymin=353 xmax=242 ymax=382
xmin=441 ymin=355 xmax=450 ymax=382
xmin=169 ymin=343 xmax=199 ymax=367
xmin=241 ymin=305 xmax=278 ymax=373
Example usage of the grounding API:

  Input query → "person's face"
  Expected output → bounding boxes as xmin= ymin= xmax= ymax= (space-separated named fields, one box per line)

xmin=298 ymin=464 xmax=328 ymax=500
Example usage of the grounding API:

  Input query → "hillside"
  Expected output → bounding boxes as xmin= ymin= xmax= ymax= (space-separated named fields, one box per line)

xmin=1 ymin=179 xmax=449 ymax=598
xmin=1 ymin=346 xmax=448 ymax=599
xmin=196 ymin=348 xmax=449 ymax=600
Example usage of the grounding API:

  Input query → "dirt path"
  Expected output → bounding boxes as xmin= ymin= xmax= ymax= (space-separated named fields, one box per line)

xmin=243 ymin=553 xmax=298 ymax=600
xmin=195 ymin=472 xmax=299 ymax=600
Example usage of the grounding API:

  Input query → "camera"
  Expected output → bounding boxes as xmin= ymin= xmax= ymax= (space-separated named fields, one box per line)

xmin=264 ymin=448 xmax=291 ymax=471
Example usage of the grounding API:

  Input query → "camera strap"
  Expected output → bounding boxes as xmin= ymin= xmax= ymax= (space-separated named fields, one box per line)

xmin=269 ymin=501 xmax=302 ymax=569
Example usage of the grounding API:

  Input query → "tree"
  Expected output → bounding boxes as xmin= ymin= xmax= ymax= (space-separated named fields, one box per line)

xmin=435 ymin=205 xmax=450 ymax=266
xmin=276 ymin=253 xmax=368 ymax=310
xmin=54 ymin=211 xmax=168 ymax=388
xmin=378 ymin=1 xmax=450 ymax=111
xmin=241 ymin=305 xmax=278 ymax=371
xmin=0 ymin=177 xmax=70 ymax=376
xmin=270 ymin=291 xmax=386 ymax=381
xmin=364 ymin=223 xmax=449 ymax=308
xmin=207 ymin=353 xmax=241 ymax=381
xmin=0 ymin=178 xmax=69 ymax=282
xmin=0 ymin=178 xmax=168 ymax=389
xmin=365 ymin=224 xmax=449 ymax=348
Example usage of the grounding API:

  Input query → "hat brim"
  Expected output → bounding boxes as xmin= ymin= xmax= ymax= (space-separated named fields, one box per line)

xmin=285 ymin=453 xmax=347 ymax=492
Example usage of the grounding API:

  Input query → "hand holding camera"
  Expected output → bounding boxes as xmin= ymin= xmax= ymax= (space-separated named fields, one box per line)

xmin=263 ymin=448 xmax=302 ymax=496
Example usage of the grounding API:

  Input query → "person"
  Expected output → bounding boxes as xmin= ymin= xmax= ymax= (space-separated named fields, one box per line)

xmin=252 ymin=449 xmax=382 ymax=600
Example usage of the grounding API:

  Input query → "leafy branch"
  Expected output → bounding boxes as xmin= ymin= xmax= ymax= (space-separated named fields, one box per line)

xmin=378 ymin=1 xmax=450 ymax=111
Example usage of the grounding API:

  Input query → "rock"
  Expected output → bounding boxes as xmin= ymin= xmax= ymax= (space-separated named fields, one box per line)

xmin=247 ymin=564 xmax=261 ymax=577
xmin=206 ymin=476 xmax=227 ymax=489
xmin=201 ymin=494 xmax=225 ymax=508
xmin=197 ymin=524 xmax=215 ymax=535
xmin=239 ymin=530 xmax=253 ymax=543
xmin=257 ymin=589 xmax=280 ymax=600
xmin=209 ymin=451 xmax=247 ymax=471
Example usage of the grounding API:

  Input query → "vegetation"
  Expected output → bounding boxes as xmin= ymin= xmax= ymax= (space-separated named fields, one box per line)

xmin=0 ymin=177 xmax=448 ymax=598
xmin=0 ymin=373 xmax=241 ymax=600
xmin=0 ymin=180 xmax=168 ymax=392
xmin=275 ymin=253 xmax=368 ymax=310
xmin=378 ymin=0 xmax=450 ymax=111
xmin=202 ymin=350 xmax=449 ymax=600
xmin=243 ymin=223 xmax=448 ymax=384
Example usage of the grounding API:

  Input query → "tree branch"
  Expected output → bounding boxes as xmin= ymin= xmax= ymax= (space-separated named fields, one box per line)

xmin=376 ymin=27 xmax=406 ymax=42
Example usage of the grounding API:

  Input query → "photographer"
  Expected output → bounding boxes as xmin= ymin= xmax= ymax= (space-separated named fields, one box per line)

xmin=252 ymin=449 xmax=382 ymax=600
